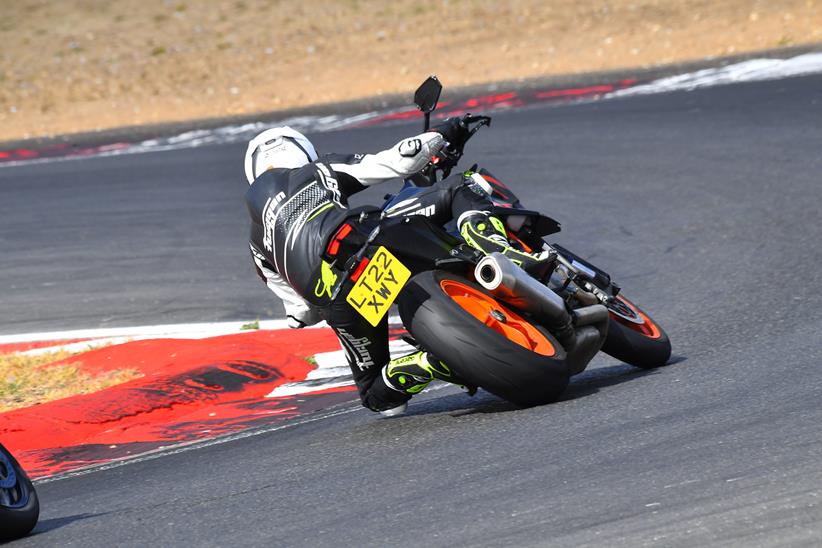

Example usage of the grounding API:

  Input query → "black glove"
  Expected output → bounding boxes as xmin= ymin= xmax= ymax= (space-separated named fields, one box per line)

xmin=432 ymin=116 xmax=471 ymax=151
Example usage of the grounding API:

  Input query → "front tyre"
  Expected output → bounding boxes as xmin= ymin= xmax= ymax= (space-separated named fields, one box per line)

xmin=601 ymin=295 xmax=671 ymax=369
xmin=0 ymin=443 xmax=40 ymax=541
xmin=398 ymin=270 xmax=570 ymax=406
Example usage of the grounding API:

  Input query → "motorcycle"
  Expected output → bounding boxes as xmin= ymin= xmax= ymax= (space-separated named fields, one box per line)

xmin=0 ymin=443 xmax=39 ymax=541
xmin=330 ymin=76 xmax=671 ymax=406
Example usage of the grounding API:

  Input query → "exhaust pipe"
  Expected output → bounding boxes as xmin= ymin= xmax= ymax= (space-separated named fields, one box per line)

xmin=474 ymin=253 xmax=610 ymax=374
xmin=474 ymin=253 xmax=571 ymax=328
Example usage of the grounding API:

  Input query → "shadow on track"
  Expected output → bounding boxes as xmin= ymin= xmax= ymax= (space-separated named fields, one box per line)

xmin=27 ymin=512 xmax=106 ymax=537
xmin=560 ymin=364 xmax=658 ymax=402
xmin=402 ymin=356 xmax=688 ymax=417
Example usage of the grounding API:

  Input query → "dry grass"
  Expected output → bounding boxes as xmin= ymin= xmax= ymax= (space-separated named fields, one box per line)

xmin=0 ymin=351 xmax=141 ymax=413
xmin=0 ymin=0 xmax=821 ymax=141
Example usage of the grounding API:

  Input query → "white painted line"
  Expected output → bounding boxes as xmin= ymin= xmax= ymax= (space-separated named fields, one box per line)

xmin=313 ymin=349 xmax=347 ymax=370
xmin=609 ymin=53 xmax=822 ymax=97
xmin=264 ymin=337 xmax=416 ymax=398
xmin=0 ymin=319 xmax=330 ymax=345
xmin=19 ymin=336 xmax=135 ymax=356
xmin=307 ymin=363 xmax=351 ymax=380
xmin=0 ymin=110 xmax=385 ymax=169
xmin=267 ymin=378 xmax=355 ymax=398
xmin=0 ymin=314 xmax=415 ymax=345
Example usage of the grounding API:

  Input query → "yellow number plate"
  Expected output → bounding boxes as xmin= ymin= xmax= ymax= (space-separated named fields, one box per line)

xmin=346 ymin=246 xmax=411 ymax=327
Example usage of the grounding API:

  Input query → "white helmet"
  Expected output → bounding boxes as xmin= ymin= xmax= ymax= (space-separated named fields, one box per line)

xmin=244 ymin=126 xmax=318 ymax=184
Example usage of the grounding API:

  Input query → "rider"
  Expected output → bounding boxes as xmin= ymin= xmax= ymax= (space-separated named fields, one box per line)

xmin=244 ymin=120 xmax=540 ymax=415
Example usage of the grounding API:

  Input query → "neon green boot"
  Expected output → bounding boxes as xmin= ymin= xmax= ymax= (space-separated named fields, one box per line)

xmin=458 ymin=212 xmax=540 ymax=268
xmin=382 ymin=351 xmax=453 ymax=395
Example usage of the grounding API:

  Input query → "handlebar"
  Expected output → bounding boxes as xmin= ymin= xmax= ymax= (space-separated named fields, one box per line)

xmin=424 ymin=113 xmax=492 ymax=182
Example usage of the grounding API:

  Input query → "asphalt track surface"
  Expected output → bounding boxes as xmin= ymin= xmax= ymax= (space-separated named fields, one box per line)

xmin=3 ymin=74 xmax=822 ymax=546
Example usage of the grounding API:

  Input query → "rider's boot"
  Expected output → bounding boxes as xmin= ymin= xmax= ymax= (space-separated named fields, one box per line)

xmin=378 ymin=351 xmax=453 ymax=417
xmin=382 ymin=350 xmax=453 ymax=395
xmin=458 ymin=211 xmax=541 ymax=269
xmin=458 ymin=211 xmax=576 ymax=348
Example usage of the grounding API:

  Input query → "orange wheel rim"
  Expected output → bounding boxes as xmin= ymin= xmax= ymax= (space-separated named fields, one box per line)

xmin=440 ymin=280 xmax=556 ymax=356
xmin=610 ymin=296 xmax=662 ymax=339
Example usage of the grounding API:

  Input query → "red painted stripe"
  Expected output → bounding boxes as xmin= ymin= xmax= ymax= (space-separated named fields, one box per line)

xmin=535 ymin=84 xmax=616 ymax=99
xmin=0 ymin=142 xmax=131 ymax=164
xmin=465 ymin=92 xmax=518 ymax=107
xmin=18 ymin=389 xmax=359 ymax=478
xmin=0 ymin=328 xmax=346 ymax=478
xmin=360 ymin=101 xmax=453 ymax=124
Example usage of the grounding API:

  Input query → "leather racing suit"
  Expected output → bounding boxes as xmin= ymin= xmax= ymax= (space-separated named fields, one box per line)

xmin=245 ymin=132 xmax=496 ymax=411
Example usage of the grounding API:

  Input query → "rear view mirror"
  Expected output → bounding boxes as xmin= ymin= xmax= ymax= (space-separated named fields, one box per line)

xmin=414 ymin=76 xmax=442 ymax=114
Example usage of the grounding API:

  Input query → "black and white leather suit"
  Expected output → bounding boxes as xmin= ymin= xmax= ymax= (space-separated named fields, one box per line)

xmin=245 ymin=132 xmax=493 ymax=411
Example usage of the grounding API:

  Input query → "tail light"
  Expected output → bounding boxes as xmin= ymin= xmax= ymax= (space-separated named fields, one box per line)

xmin=350 ymin=257 xmax=370 ymax=282
xmin=326 ymin=223 xmax=353 ymax=257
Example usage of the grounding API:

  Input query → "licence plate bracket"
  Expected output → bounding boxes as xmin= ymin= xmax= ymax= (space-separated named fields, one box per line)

xmin=345 ymin=246 xmax=411 ymax=327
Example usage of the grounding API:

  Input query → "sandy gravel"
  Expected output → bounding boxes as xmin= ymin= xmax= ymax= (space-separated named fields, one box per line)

xmin=1 ymin=0 xmax=820 ymax=142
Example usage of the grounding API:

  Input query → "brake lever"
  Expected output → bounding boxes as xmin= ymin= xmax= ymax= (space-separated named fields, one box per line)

xmin=468 ymin=116 xmax=491 ymax=137
xmin=430 ymin=114 xmax=490 ymax=178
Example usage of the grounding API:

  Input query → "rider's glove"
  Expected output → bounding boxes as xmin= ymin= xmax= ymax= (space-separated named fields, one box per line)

xmin=390 ymin=132 xmax=446 ymax=174
xmin=432 ymin=116 xmax=471 ymax=151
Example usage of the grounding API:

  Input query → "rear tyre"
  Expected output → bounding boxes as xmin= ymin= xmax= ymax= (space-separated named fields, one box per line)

xmin=601 ymin=296 xmax=671 ymax=369
xmin=0 ymin=443 xmax=39 ymax=541
xmin=398 ymin=270 xmax=570 ymax=406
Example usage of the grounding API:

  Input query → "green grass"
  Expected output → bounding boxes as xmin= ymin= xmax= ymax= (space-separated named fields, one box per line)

xmin=240 ymin=320 xmax=260 ymax=330
xmin=0 ymin=351 xmax=140 ymax=412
